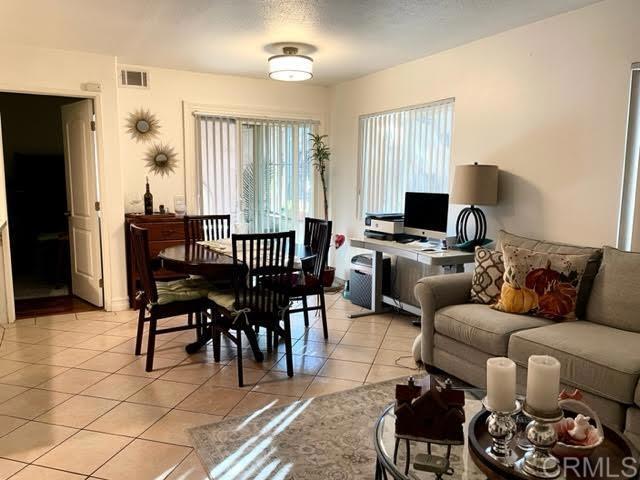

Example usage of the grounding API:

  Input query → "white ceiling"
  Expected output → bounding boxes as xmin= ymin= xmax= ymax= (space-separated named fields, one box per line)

xmin=0 ymin=0 xmax=599 ymax=85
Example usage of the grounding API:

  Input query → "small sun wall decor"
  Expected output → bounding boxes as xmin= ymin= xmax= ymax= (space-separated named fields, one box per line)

xmin=126 ymin=108 xmax=161 ymax=142
xmin=144 ymin=142 xmax=178 ymax=177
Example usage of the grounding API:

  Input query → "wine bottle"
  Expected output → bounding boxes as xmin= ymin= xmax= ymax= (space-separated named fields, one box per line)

xmin=144 ymin=177 xmax=153 ymax=215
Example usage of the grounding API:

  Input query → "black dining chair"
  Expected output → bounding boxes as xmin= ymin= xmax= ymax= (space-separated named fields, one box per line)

xmin=183 ymin=214 xmax=232 ymax=327
xmin=184 ymin=214 xmax=231 ymax=243
xmin=289 ymin=219 xmax=331 ymax=339
xmin=207 ymin=231 xmax=296 ymax=387
xmin=304 ymin=217 xmax=332 ymax=254
xmin=130 ymin=225 xmax=213 ymax=372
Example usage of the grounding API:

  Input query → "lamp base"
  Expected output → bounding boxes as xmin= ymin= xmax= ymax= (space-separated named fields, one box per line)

xmin=455 ymin=206 xmax=487 ymax=247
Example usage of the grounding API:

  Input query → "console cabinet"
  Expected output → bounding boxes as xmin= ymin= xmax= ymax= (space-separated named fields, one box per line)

xmin=124 ymin=213 xmax=186 ymax=308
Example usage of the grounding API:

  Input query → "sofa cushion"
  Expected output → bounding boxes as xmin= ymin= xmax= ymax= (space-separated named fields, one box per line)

xmin=496 ymin=230 xmax=602 ymax=319
xmin=470 ymin=247 xmax=504 ymax=305
xmin=509 ymin=322 xmax=640 ymax=404
xmin=586 ymin=246 xmax=640 ymax=333
xmin=435 ymin=304 xmax=553 ymax=356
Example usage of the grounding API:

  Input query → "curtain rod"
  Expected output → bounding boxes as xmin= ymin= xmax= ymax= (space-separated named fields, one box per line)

xmin=359 ymin=97 xmax=455 ymax=120
xmin=193 ymin=111 xmax=320 ymax=125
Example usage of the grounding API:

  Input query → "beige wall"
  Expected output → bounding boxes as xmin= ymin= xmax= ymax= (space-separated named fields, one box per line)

xmin=329 ymin=0 xmax=639 ymax=278
xmin=0 ymin=44 xmax=128 ymax=311
xmin=117 ymin=65 xmax=330 ymax=213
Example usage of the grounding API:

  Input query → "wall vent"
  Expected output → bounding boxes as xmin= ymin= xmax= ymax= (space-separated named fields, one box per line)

xmin=119 ymin=68 xmax=149 ymax=88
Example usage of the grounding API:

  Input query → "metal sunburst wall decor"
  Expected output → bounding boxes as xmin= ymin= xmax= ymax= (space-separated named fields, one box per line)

xmin=144 ymin=142 xmax=178 ymax=177
xmin=126 ymin=108 xmax=161 ymax=142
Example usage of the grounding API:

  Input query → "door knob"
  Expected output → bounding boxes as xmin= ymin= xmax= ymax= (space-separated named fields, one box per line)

xmin=64 ymin=211 xmax=71 ymax=217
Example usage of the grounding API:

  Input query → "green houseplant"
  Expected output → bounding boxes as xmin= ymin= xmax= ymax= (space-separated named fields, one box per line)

xmin=309 ymin=133 xmax=344 ymax=286
xmin=309 ymin=133 xmax=330 ymax=220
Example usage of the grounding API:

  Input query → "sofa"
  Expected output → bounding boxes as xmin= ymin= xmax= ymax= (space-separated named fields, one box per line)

xmin=413 ymin=230 xmax=640 ymax=450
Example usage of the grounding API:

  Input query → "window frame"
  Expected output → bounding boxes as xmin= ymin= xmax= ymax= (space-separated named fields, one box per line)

xmin=356 ymin=97 xmax=455 ymax=218
xmin=183 ymin=101 xmax=326 ymax=221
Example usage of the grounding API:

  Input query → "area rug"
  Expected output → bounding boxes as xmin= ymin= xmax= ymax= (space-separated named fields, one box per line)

xmin=189 ymin=377 xmax=484 ymax=480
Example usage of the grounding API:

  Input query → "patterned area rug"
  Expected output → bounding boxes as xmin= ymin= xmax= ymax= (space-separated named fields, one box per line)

xmin=189 ymin=377 xmax=485 ymax=480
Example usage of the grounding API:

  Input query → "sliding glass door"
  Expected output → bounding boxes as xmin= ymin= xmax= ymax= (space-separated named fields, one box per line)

xmin=197 ymin=115 xmax=316 ymax=236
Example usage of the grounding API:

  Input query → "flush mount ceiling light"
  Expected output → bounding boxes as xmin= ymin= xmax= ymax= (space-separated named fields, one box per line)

xmin=268 ymin=46 xmax=313 ymax=82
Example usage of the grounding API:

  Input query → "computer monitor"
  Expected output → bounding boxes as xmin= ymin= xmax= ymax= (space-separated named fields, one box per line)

xmin=403 ymin=192 xmax=449 ymax=240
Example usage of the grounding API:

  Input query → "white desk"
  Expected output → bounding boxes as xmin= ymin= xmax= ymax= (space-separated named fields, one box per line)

xmin=349 ymin=236 xmax=475 ymax=318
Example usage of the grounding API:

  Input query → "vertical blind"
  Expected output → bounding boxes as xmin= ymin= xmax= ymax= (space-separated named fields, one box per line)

xmin=196 ymin=115 xmax=317 ymax=236
xmin=618 ymin=65 xmax=640 ymax=251
xmin=357 ymin=98 xmax=455 ymax=215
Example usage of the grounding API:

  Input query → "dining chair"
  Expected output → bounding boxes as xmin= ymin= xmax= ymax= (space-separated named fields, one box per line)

xmin=207 ymin=231 xmax=296 ymax=387
xmin=183 ymin=214 xmax=232 ymax=328
xmin=130 ymin=225 xmax=213 ymax=372
xmin=304 ymin=217 xmax=332 ymax=255
xmin=289 ymin=220 xmax=331 ymax=339
xmin=184 ymin=214 xmax=231 ymax=243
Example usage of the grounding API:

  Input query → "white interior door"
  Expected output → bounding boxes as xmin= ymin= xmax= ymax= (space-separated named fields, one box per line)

xmin=61 ymin=100 xmax=103 ymax=307
xmin=0 ymin=116 xmax=16 ymax=324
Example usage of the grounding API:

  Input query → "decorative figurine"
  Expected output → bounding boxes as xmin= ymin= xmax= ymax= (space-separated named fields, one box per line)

xmin=395 ymin=375 xmax=465 ymax=442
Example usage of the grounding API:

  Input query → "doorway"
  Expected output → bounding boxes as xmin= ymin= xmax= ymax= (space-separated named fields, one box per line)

xmin=0 ymin=93 xmax=104 ymax=319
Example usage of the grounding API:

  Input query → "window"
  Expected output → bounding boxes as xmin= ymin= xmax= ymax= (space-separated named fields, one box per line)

xmin=196 ymin=115 xmax=317 ymax=235
xmin=357 ymin=98 xmax=454 ymax=216
xmin=618 ymin=64 xmax=640 ymax=251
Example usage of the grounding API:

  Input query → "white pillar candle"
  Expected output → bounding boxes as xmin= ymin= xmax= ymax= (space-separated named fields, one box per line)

xmin=486 ymin=357 xmax=516 ymax=412
xmin=526 ymin=355 xmax=561 ymax=413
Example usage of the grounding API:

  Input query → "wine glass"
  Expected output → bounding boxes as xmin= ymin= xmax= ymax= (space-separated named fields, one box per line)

xmin=126 ymin=193 xmax=143 ymax=214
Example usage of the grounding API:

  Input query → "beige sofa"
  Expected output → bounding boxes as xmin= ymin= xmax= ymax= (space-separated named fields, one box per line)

xmin=413 ymin=231 xmax=640 ymax=450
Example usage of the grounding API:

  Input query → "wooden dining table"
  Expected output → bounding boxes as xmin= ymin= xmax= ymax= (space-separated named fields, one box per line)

xmin=158 ymin=241 xmax=316 ymax=354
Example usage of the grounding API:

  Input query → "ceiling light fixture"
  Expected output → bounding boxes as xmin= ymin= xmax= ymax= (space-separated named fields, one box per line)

xmin=268 ymin=46 xmax=313 ymax=82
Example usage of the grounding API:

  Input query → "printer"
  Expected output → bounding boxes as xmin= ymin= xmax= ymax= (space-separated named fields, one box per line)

xmin=364 ymin=212 xmax=404 ymax=240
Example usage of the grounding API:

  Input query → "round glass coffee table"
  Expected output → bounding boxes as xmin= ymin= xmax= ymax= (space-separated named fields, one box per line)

xmin=374 ymin=389 xmax=487 ymax=480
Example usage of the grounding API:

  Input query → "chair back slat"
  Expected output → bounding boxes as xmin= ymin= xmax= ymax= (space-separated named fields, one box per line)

xmin=184 ymin=215 xmax=231 ymax=243
xmin=231 ymin=231 xmax=295 ymax=314
xmin=311 ymin=221 xmax=331 ymax=280
xmin=304 ymin=217 xmax=332 ymax=256
xmin=130 ymin=225 xmax=158 ymax=304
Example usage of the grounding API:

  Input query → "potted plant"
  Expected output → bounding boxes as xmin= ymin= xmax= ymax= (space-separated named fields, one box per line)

xmin=309 ymin=133 xmax=344 ymax=287
xmin=309 ymin=133 xmax=330 ymax=220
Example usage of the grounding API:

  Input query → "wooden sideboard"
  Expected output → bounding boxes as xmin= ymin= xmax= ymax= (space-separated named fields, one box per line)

xmin=124 ymin=213 xmax=186 ymax=308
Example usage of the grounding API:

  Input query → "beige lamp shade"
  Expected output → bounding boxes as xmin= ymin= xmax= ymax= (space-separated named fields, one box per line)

xmin=451 ymin=164 xmax=499 ymax=206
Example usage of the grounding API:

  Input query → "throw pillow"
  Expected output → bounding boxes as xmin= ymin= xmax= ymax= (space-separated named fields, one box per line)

xmin=492 ymin=245 xmax=591 ymax=320
xmin=470 ymin=247 xmax=505 ymax=305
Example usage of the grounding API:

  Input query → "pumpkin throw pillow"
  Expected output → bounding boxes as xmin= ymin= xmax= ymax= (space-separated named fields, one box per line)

xmin=492 ymin=245 xmax=591 ymax=320
xmin=470 ymin=247 xmax=505 ymax=305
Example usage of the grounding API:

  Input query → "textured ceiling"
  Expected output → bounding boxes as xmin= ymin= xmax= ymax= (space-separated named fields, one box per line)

xmin=0 ymin=0 xmax=599 ymax=85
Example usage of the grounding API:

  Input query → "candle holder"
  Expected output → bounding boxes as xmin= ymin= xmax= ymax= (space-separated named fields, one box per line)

xmin=482 ymin=397 xmax=522 ymax=467
xmin=515 ymin=402 xmax=564 ymax=479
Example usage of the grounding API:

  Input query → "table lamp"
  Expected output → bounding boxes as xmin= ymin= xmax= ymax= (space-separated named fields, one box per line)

xmin=451 ymin=163 xmax=498 ymax=250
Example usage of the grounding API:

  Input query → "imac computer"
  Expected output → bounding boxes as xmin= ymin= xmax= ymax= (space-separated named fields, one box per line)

xmin=403 ymin=192 xmax=449 ymax=240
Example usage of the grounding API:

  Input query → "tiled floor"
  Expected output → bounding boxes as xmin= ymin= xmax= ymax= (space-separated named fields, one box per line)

xmin=0 ymin=293 xmax=420 ymax=479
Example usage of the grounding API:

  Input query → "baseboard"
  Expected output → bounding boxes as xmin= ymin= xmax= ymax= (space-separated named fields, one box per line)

xmin=107 ymin=297 xmax=131 ymax=312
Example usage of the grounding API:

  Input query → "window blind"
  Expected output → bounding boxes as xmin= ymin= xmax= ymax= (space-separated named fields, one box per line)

xmin=196 ymin=115 xmax=317 ymax=236
xmin=618 ymin=65 xmax=640 ymax=251
xmin=357 ymin=98 xmax=454 ymax=216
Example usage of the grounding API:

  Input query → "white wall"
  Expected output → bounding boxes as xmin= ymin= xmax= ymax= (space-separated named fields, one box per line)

xmin=0 ymin=44 xmax=128 ymax=311
xmin=117 ymin=65 xmax=330 ymax=212
xmin=329 ymin=0 xmax=639 ymax=278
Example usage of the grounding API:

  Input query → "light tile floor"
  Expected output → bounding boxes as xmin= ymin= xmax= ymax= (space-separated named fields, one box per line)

xmin=0 ymin=293 xmax=420 ymax=479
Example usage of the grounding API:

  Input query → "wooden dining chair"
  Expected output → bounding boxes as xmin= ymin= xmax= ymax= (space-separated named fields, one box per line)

xmin=289 ymin=220 xmax=331 ymax=339
xmin=184 ymin=214 xmax=231 ymax=243
xmin=207 ymin=231 xmax=296 ymax=386
xmin=130 ymin=225 xmax=213 ymax=372
xmin=304 ymin=217 xmax=332 ymax=254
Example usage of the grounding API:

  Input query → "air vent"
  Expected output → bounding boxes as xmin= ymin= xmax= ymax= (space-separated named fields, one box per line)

xmin=119 ymin=68 xmax=149 ymax=88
